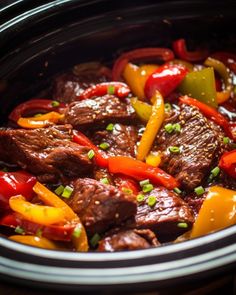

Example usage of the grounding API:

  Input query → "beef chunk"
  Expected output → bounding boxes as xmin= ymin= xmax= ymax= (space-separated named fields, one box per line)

xmin=134 ymin=187 xmax=194 ymax=238
xmin=66 ymin=178 xmax=137 ymax=235
xmin=156 ymin=104 xmax=225 ymax=190
xmin=98 ymin=229 xmax=159 ymax=252
xmin=92 ymin=123 xmax=138 ymax=157
xmin=65 ymin=95 xmax=136 ymax=130
xmin=184 ymin=194 xmax=205 ymax=217
xmin=0 ymin=125 xmax=93 ymax=183
xmin=52 ymin=63 xmax=109 ymax=103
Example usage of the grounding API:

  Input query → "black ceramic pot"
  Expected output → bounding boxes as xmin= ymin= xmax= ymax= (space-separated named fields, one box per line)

xmin=0 ymin=0 xmax=236 ymax=293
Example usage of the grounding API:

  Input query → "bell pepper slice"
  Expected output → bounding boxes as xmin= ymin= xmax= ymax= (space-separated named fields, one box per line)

xmin=204 ymin=57 xmax=232 ymax=104
xmin=0 ymin=171 xmax=36 ymax=209
xmin=108 ymin=156 xmax=179 ymax=190
xmin=144 ymin=64 xmax=189 ymax=99
xmin=219 ymin=150 xmax=236 ymax=179
xmin=137 ymin=91 xmax=164 ymax=161
xmin=172 ymin=38 xmax=209 ymax=62
xmin=123 ymin=63 xmax=158 ymax=99
xmin=178 ymin=67 xmax=217 ymax=107
xmin=72 ymin=130 xmax=108 ymax=168
xmin=191 ymin=186 xmax=236 ymax=238
xmin=9 ymin=195 xmax=66 ymax=226
xmin=9 ymin=235 xmax=60 ymax=250
xmin=33 ymin=182 xmax=88 ymax=251
xmin=9 ymin=99 xmax=66 ymax=122
xmin=211 ymin=52 xmax=236 ymax=74
xmin=114 ymin=175 xmax=139 ymax=195
xmin=17 ymin=111 xmax=65 ymax=129
xmin=112 ymin=47 xmax=174 ymax=81
xmin=79 ymin=82 xmax=130 ymax=100
xmin=146 ymin=151 xmax=162 ymax=167
xmin=130 ymin=97 xmax=152 ymax=122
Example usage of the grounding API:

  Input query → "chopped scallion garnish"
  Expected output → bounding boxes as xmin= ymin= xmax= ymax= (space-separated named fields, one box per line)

xmin=100 ymin=177 xmax=109 ymax=185
xmin=122 ymin=187 xmax=133 ymax=194
xmin=99 ymin=142 xmax=110 ymax=150
xmin=164 ymin=123 xmax=174 ymax=134
xmin=106 ymin=123 xmax=114 ymax=131
xmin=223 ymin=137 xmax=230 ymax=144
xmin=177 ymin=222 xmax=188 ymax=229
xmin=107 ymin=85 xmax=115 ymax=95
xmin=173 ymin=187 xmax=182 ymax=195
xmin=147 ymin=195 xmax=157 ymax=207
xmin=164 ymin=103 xmax=172 ymax=112
xmin=136 ymin=194 xmax=145 ymax=202
xmin=211 ymin=166 xmax=220 ymax=178
xmin=54 ymin=185 xmax=65 ymax=196
xmin=61 ymin=185 xmax=73 ymax=199
xmin=173 ymin=123 xmax=181 ymax=133
xmin=73 ymin=225 xmax=82 ymax=238
xmin=169 ymin=146 xmax=180 ymax=154
xmin=15 ymin=226 xmax=24 ymax=234
xmin=51 ymin=100 xmax=60 ymax=107
xmin=194 ymin=186 xmax=205 ymax=196
xmin=87 ymin=149 xmax=95 ymax=159
xmin=139 ymin=179 xmax=150 ymax=187
xmin=36 ymin=229 xmax=43 ymax=237
xmin=142 ymin=183 xmax=154 ymax=193
xmin=90 ymin=233 xmax=101 ymax=247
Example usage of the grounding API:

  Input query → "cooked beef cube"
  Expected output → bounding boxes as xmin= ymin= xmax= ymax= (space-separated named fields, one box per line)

xmin=52 ymin=63 xmax=109 ymax=103
xmin=134 ymin=187 xmax=194 ymax=238
xmin=217 ymin=171 xmax=236 ymax=191
xmin=98 ymin=229 xmax=159 ymax=252
xmin=156 ymin=104 xmax=225 ymax=190
xmin=65 ymin=95 xmax=136 ymax=130
xmin=92 ymin=123 xmax=138 ymax=157
xmin=0 ymin=125 xmax=93 ymax=183
xmin=184 ymin=194 xmax=205 ymax=216
xmin=66 ymin=178 xmax=137 ymax=235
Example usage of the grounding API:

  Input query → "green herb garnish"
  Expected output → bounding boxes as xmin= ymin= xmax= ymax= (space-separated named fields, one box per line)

xmin=194 ymin=186 xmax=205 ymax=196
xmin=87 ymin=149 xmax=95 ymax=159
xmin=99 ymin=142 xmax=110 ymax=150
xmin=61 ymin=185 xmax=73 ymax=199
xmin=54 ymin=185 xmax=65 ymax=196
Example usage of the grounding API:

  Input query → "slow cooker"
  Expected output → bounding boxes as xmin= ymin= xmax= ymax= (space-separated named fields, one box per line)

xmin=0 ymin=0 xmax=236 ymax=293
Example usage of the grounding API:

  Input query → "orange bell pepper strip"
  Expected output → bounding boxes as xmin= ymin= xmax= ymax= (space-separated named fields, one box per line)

xmin=9 ymin=195 xmax=65 ymax=226
xmin=191 ymin=186 xmax=236 ymax=238
xmin=137 ymin=90 xmax=164 ymax=161
xmin=108 ymin=156 xmax=179 ymax=190
xmin=10 ymin=235 xmax=61 ymax=250
xmin=17 ymin=111 xmax=65 ymax=129
xmin=33 ymin=182 xmax=88 ymax=251
xmin=130 ymin=97 xmax=152 ymax=123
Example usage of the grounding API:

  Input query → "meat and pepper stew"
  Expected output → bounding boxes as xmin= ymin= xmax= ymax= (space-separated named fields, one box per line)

xmin=0 ymin=39 xmax=236 ymax=252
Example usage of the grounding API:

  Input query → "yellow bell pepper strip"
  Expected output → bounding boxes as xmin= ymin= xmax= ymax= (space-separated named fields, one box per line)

xmin=10 ymin=235 xmax=60 ymax=250
xmin=33 ymin=182 xmax=88 ymax=251
xmin=123 ymin=63 xmax=158 ymax=99
xmin=191 ymin=186 xmax=236 ymax=238
xmin=178 ymin=67 xmax=217 ymax=107
xmin=130 ymin=97 xmax=152 ymax=122
xmin=17 ymin=111 xmax=65 ymax=129
xmin=9 ymin=195 xmax=65 ymax=226
xmin=146 ymin=151 xmax=162 ymax=167
xmin=204 ymin=57 xmax=233 ymax=104
xmin=137 ymin=91 xmax=165 ymax=161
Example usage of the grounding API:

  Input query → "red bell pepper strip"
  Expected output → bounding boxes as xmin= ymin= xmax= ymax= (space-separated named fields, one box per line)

xmin=0 ymin=213 xmax=76 ymax=241
xmin=219 ymin=150 xmax=236 ymax=179
xmin=0 ymin=171 xmax=36 ymax=210
xmin=144 ymin=64 xmax=189 ymax=99
xmin=108 ymin=156 xmax=179 ymax=190
xmin=9 ymin=99 xmax=66 ymax=122
xmin=72 ymin=131 xmax=108 ymax=168
xmin=79 ymin=82 xmax=130 ymax=99
xmin=114 ymin=175 xmax=139 ymax=195
xmin=172 ymin=39 xmax=209 ymax=62
xmin=211 ymin=52 xmax=236 ymax=74
xmin=112 ymin=48 xmax=174 ymax=81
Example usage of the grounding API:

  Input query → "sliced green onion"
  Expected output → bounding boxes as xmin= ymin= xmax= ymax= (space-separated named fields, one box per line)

xmin=173 ymin=123 xmax=181 ymax=133
xmin=122 ymin=187 xmax=133 ymax=194
xmin=169 ymin=146 xmax=180 ymax=154
xmin=173 ymin=187 xmax=182 ymax=195
xmin=87 ymin=149 xmax=95 ymax=159
xmin=147 ymin=195 xmax=157 ymax=207
xmin=73 ymin=225 xmax=82 ymax=238
xmin=100 ymin=177 xmax=109 ymax=185
xmin=136 ymin=194 xmax=145 ymax=202
xmin=164 ymin=123 xmax=174 ymax=134
xmin=223 ymin=137 xmax=230 ymax=144
xmin=106 ymin=123 xmax=114 ymax=131
xmin=107 ymin=85 xmax=115 ymax=95
xmin=54 ymin=185 xmax=65 ymax=196
xmin=99 ymin=142 xmax=110 ymax=150
xmin=36 ymin=229 xmax=42 ymax=237
xmin=90 ymin=233 xmax=101 ymax=247
xmin=164 ymin=103 xmax=172 ymax=112
xmin=61 ymin=185 xmax=73 ymax=199
xmin=51 ymin=100 xmax=60 ymax=107
xmin=194 ymin=186 xmax=205 ymax=196
xmin=211 ymin=166 xmax=220 ymax=178
xmin=177 ymin=222 xmax=188 ymax=229
xmin=139 ymin=179 xmax=150 ymax=187
xmin=142 ymin=183 xmax=154 ymax=193
xmin=1 ymin=167 xmax=8 ymax=172
xmin=15 ymin=226 xmax=24 ymax=234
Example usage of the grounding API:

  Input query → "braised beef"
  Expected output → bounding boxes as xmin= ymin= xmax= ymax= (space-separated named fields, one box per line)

xmin=0 ymin=125 xmax=93 ymax=183
xmin=66 ymin=178 xmax=137 ymax=235
xmin=156 ymin=104 xmax=225 ymax=190
xmin=65 ymin=95 xmax=136 ymax=130
xmin=98 ymin=229 xmax=159 ymax=252
xmin=52 ymin=62 xmax=109 ymax=103
xmin=134 ymin=187 xmax=194 ymax=238
xmin=92 ymin=123 xmax=138 ymax=157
